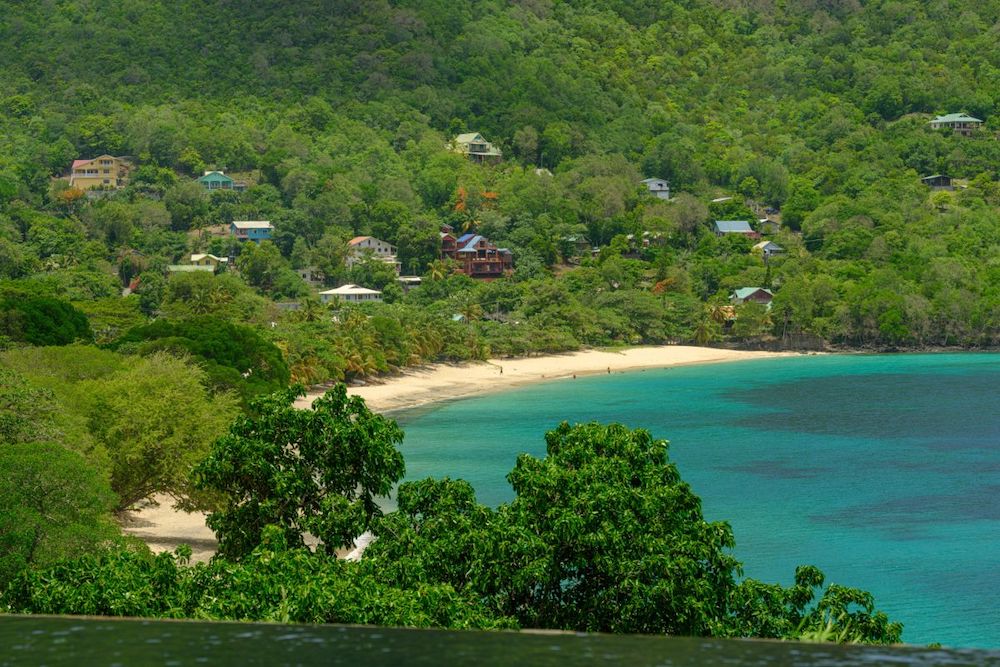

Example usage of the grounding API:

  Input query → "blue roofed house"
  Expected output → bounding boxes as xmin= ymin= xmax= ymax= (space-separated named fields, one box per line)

xmin=714 ymin=220 xmax=760 ymax=239
xmin=230 ymin=220 xmax=273 ymax=242
xmin=441 ymin=231 xmax=513 ymax=280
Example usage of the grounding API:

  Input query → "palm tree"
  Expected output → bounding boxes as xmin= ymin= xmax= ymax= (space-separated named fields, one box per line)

xmin=296 ymin=297 xmax=325 ymax=323
xmin=428 ymin=259 xmax=450 ymax=281
xmin=694 ymin=305 xmax=723 ymax=345
xmin=457 ymin=294 xmax=484 ymax=322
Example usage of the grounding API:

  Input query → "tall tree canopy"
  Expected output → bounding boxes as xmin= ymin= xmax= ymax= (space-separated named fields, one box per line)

xmin=195 ymin=385 xmax=405 ymax=559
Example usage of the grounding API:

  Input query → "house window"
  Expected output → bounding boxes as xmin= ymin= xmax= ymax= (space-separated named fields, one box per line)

xmin=103 ymin=179 xmax=110 ymax=184
xmin=103 ymin=169 xmax=110 ymax=174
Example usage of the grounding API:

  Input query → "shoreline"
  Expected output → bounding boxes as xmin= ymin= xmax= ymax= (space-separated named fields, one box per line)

xmin=295 ymin=345 xmax=799 ymax=414
xmin=126 ymin=345 xmax=799 ymax=560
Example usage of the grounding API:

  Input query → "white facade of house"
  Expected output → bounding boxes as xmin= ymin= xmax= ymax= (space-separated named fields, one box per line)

xmin=346 ymin=236 xmax=401 ymax=274
xmin=319 ymin=284 xmax=383 ymax=304
xmin=641 ymin=177 xmax=671 ymax=200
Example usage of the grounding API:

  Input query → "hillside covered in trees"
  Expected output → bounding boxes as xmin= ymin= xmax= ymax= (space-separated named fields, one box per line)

xmin=5 ymin=0 xmax=996 ymax=645
xmin=0 ymin=0 xmax=997 ymax=368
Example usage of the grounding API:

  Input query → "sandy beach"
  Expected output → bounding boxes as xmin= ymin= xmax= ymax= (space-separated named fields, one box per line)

xmin=125 ymin=345 xmax=795 ymax=560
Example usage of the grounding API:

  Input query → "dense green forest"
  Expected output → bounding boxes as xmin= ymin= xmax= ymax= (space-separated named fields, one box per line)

xmin=1 ymin=0 xmax=998 ymax=371
xmin=1 ymin=0 xmax=998 ymax=644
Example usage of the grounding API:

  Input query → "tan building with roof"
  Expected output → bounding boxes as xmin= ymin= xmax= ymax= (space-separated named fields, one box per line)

xmin=69 ymin=155 xmax=132 ymax=190
xmin=449 ymin=133 xmax=502 ymax=164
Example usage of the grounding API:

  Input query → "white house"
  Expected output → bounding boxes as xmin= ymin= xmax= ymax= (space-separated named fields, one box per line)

xmin=319 ymin=284 xmax=382 ymax=304
xmin=640 ymin=177 xmax=671 ymax=200
xmin=346 ymin=236 xmax=401 ymax=274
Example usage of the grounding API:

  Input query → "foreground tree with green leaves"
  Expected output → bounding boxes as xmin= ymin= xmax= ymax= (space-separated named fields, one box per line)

xmin=0 ymin=530 xmax=512 ymax=629
xmin=194 ymin=385 xmax=405 ymax=560
xmin=367 ymin=420 xmax=902 ymax=643
xmin=0 ymin=443 xmax=119 ymax=585
xmin=1 ymin=388 xmax=901 ymax=644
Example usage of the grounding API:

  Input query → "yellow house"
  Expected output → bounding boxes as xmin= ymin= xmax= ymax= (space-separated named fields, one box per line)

xmin=190 ymin=253 xmax=229 ymax=268
xmin=69 ymin=155 xmax=132 ymax=190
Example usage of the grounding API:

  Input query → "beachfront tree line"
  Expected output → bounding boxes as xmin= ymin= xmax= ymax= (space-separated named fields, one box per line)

xmin=1 ymin=382 xmax=902 ymax=644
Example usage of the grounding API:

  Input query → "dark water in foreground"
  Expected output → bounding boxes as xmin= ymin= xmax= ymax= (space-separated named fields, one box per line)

xmin=396 ymin=354 xmax=1000 ymax=648
xmin=2 ymin=616 xmax=998 ymax=666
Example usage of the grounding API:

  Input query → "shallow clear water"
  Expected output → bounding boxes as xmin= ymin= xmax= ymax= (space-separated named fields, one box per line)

xmin=396 ymin=353 xmax=1000 ymax=649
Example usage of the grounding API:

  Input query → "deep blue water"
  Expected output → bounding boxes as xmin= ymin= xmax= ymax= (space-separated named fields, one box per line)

xmin=394 ymin=353 xmax=1000 ymax=649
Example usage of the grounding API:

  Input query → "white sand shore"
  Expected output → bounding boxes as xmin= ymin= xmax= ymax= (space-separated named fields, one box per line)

xmin=125 ymin=345 xmax=796 ymax=560
xmin=296 ymin=345 xmax=793 ymax=413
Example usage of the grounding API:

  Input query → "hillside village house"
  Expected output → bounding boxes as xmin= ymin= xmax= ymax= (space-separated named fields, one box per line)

xmin=190 ymin=253 xmax=229 ymax=268
xmin=230 ymin=220 xmax=273 ymax=242
xmin=440 ymin=228 xmax=513 ymax=280
xmin=713 ymin=220 xmax=760 ymax=239
xmin=928 ymin=113 xmax=983 ymax=136
xmin=449 ymin=133 xmax=503 ymax=164
xmin=640 ymin=177 xmax=671 ymax=200
xmin=921 ymin=174 xmax=954 ymax=190
xmin=319 ymin=284 xmax=382 ymax=304
xmin=346 ymin=236 xmax=401 ymax=274
xmin=69 ymin=156 xmax=132 ymax=190
xmin=758 ymin=218 xmax=781 ymax=234
xmin=752 ymin=240 xmax=783 ymax=259
xmin=296 ymin=267 xmax=324 ymax=287
xmin=397 ymin=276 xmax=422 ymax=292
xmin=197 ymin=171 xmax=247 ymax=191
xmin=730 ymin=287 xmax=774 ymax=306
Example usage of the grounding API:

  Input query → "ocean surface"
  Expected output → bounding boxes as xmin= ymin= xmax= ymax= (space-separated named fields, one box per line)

xmin=394 ymin=353 xmax=1000 ymax=649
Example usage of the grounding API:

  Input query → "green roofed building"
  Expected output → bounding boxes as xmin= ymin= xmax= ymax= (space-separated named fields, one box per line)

xmin=929 ymin=113 xmax=983 ymax=136
xmin=197 ymin=171 xmax=247 ymax=191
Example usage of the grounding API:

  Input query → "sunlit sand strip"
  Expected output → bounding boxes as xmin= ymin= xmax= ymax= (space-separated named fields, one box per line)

xmin=127 ymin=346 xmax=799 ymax=560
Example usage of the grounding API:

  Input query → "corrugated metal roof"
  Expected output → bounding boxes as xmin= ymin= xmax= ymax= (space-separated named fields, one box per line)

xmin=320 ymin=284 xmax=382 ymax=296
xmin=459 ymin=235 xmax=484 ymax=251
xmin=732 ymin=287 xmax=773 ymax=299
xmin=715 ymin=220 xmax=753 ymax=233
xmin=930 ymin=113 xmax=982 ymax=123
xmin=232 ymin=220 xmax=273 ymax=229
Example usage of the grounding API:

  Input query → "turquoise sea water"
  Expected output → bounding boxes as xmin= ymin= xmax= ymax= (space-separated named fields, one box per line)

xmin=395 ymin=353 xmax=1000 ymax=649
